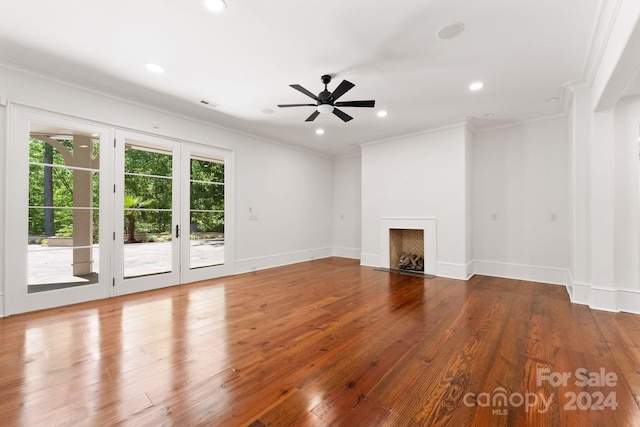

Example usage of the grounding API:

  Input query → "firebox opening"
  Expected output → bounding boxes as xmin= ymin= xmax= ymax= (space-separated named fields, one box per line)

xmin=389 ymin=228 xmax=425 ymax=272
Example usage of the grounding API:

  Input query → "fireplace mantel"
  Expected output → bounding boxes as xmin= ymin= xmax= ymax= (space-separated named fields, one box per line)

xmin=379 ymin=217 xmax=437 ymax=275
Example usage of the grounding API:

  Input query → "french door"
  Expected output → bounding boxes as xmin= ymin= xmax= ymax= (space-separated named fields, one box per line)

xmin=113 ymin=130 xmax=233 ymax=296
xmin=6 ymin=107 xmax=114 ymax=314
xmin=5 ymin=108 xmax=233 ymax=315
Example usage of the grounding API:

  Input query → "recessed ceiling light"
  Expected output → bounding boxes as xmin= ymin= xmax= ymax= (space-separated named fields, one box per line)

xmin=145 ymin=63 xmax=165 ymax=74
xmin=315 ymin=129 xmax=325 ymax=135
xmin=203 ymin=0 xmax=226 ymax=13
xmin=436 ymin=22 xmax=465 ymax=40
xmin=469 ymin=81 xmax=484 ymax=91
xmin=546 ymin=97 xmax=559 ymax=103
xmin=377 ymin=110 xmax=388 ymax=118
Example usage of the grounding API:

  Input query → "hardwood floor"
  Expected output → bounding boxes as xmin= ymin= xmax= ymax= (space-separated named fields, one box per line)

xmin=1 ymin=257 xmax=640 ymax=426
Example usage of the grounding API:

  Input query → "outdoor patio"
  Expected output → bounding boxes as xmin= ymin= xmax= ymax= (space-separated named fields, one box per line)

xmin=27 ymin=239 xmax=224 ymax=292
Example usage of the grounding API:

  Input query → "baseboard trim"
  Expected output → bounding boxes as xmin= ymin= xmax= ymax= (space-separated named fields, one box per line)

xmin=360 ymin=253 xmax=380 ymax=268
xmin=472 ymin=260 xmax=569 ymax=286
xmin=235 ymin=247 xmax=333 ymax=274
xmin=566 ymin=272 xmax=640 ymax=314
xmin=437 ymin=261 xmax=471 ymax=280
xmin=333 ymin=246 xmax=361 ymax=259
xmin=588 ymin=286 xmax=619 ymax=312
xmin=618 ymin=289 xmax=640 ymax=315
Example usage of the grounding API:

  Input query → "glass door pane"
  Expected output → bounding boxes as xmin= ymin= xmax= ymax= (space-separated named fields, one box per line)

xmin=123 ymin=144 xmax=174 ymax=278
xmin=189 ymin=155 xmax=225 ymax=269
xmin=114 ymin=131 xmax=180 ymax=296
xmin=6 ymin=107 xmax=113 ymax=315
xmin=27 ymin=132 xmax=101 ymax=292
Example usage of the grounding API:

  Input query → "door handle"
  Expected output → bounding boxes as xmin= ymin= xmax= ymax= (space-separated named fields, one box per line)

xmin=175 ymin=224 xmax=180 ymax=238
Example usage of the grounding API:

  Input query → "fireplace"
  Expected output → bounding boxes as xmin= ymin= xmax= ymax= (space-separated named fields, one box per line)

xmin=379 ymin=218 xmax=437 ymax=276
xmin=389 ymin=229 xmax=424 ymax=271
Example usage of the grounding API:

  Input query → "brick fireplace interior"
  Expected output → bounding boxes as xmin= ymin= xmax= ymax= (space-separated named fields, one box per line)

xmin=389 ymin=228 xmax=425 ymax=271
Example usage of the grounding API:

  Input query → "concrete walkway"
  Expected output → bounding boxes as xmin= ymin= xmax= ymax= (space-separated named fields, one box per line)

xmin=28 ymin=239 xmax=224 ymax=286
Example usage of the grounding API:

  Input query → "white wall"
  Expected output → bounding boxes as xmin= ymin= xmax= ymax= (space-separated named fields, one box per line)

xmin=332 ymin=153 xmax=361 ymax=259
xmin=234 ymin=139 xmax=334 ymax=272
xmin=566 ymin=0 xmax=640 ymax=313
xmin=472 ymin=117 xmax=570 ymax=285
xmin=360 ymin=124 xmax=471 ymax=279
xmin=0 ymin=97 xmax=5 ymax=316
xmin=613 ymin=96 xmax=640 ymax=291
xmin=0 ymin=65 xmax=334 ymax=314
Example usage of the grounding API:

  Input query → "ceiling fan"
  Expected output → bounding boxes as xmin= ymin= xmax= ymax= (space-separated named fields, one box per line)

xmin=277 ymin=74 xmax=375 ymax=122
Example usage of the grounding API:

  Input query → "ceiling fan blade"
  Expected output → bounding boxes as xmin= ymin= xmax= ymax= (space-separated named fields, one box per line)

xmin=334 ymin=100 xmax=376 ymax=108
xmin=330 ymin=80 xmax=355 ymax=102
xmin=277 ymin=103 xmax=317 ymax=108
xmin=290 ymin=84 xmax=319 ymax=101
xmin=305 ymin=110 xmax=320 ymax=122
xmin=332 ymin=108 xmax=353 ymax=122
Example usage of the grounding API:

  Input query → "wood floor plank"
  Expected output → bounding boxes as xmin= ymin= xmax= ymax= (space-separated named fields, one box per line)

xmin=1 ymin=258 xmax=640 ymax=426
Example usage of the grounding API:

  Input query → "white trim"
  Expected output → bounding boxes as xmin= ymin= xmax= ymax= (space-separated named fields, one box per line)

xmin=472 ymin=259 xmax=569 ymax=286
xmin=360 ymin=253 xmax=380 ymax=267
xmin=471 ymin=112 xmax=569 ymax=134
xmin=588 ymin=286 xmax=620 ymax=312
xmin=360 ymin=120 xmax=468 ymax=149
xmin=566 ymin=273 xmax=640 ymax=314
xmin=568 ymin=282 xmax=592 ymax=306
xmin=437 ymin=261 xmax=471 ymax=281
xmin=235 ymin=247 xmax=333 ymax=274
xmin=0 ymin=97 xmax=7 ymax=317
xmin=617 ymin=289 xmax=640 ymax=315
xmin=332 ymin=246 xmax=361 ymax=259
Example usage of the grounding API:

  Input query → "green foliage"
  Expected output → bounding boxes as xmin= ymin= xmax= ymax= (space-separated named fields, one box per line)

xmin=28 ymin=140 xmax=225 ymax=240
xmin=189 ymin=158 xmax=225 ymax=233
xmin=28 ymin=138 xmax=96 ymax=237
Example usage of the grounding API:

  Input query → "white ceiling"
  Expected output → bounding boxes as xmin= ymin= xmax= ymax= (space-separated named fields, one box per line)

xmin=0 ymin=0 xmax=602 ymax=155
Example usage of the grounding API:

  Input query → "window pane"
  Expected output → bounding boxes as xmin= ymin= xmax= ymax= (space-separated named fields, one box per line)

xmin=28 ymin=246 xmax=100 ymax=292
xmin=124 ymin=175 xmax=172 ymax=209
xmin=29 ymin=165 xmax=99 ymax=208
xmin=191 ymin=158 xmax=224 ymax=183
xmin=190 ymin=156 xmax=224 ymax=270
xmin=190 ymin=182 xmax=224 ymax=210
xmin=27 ymin=130 xmax=101 ymax=294
xmin=123 ymin=212 xmax=172 ymax=278
xmin=125 ymin=146 xmax=172 ymax=176
xmin=189 ymin=211 xmax=224 ymax=269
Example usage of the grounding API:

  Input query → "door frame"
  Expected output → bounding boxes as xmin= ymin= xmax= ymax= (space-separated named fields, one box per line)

xmin=113 ymin=130 xmax=182 ymax=296
xmin=179 ymin=143 xmax=235 ymax=284
xmin=4 ymin=108 xmax=235 ymax=314
xmin=113 ymin=131 xmax=235 ymax=296
xmin=5 ymin=106 xmax=114 ymax=315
